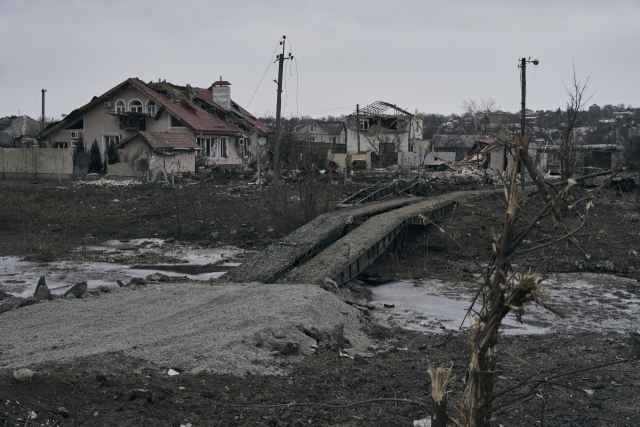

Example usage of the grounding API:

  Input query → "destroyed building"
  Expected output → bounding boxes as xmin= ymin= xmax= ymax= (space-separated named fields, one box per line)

xmin=344 ymin=102 xmax=427 ymax=165
xmin=0 ymin=115 xmax=41 ymax=148
xmin=37 ymin=78 xmax=272 ymax=178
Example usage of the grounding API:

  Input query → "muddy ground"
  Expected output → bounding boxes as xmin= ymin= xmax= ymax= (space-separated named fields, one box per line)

xmin=1 ymin=173 xmax=640 ymax=426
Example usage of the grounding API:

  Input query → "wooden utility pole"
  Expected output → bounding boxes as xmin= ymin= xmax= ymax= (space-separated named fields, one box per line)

xmin=356 ymin=104 xmax=361 ymax=154
xmin=273 ymin=36 xmax=293 ymax=183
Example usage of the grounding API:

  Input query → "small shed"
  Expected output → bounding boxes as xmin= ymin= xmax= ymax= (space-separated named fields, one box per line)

xmin=114 ymin=131 xmax=201 ymax=176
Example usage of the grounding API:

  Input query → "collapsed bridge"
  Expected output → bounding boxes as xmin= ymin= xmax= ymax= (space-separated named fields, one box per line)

xmin=223 ymin=185 xmax=492 ymax=286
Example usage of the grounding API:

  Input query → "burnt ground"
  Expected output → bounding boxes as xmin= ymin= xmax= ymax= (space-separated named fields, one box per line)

xmin=1 ymin=174 xmax=640 ymax=426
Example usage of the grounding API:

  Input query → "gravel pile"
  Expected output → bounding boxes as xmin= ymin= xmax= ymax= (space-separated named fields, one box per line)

xmin=0 ymin=281 xmax=371 ymax=376
xmin=222 ymin=213 xmax=353 ymax=283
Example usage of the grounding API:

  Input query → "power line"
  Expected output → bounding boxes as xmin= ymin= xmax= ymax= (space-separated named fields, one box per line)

xmin=298 ymin=105 xmax=357 ymax=114
xmin=286 ymin=37 xmax=299 ymax=117
xmin=246 ymin=37 xmax=282 ymax=109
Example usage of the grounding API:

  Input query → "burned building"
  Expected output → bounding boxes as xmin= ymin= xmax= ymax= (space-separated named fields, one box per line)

xmin=344 ymin=102 xmax=426 ymax=165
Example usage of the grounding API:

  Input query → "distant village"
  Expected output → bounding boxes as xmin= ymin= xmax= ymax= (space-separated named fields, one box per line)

xmin=1 ymin=76 xmax=638 ymax=181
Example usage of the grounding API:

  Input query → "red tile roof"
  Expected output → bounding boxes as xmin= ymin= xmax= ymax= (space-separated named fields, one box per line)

xmin=130 ymin=78 xmax=235 ymax=135
xmin=212 ymin=81 xmax=231 ymax=86
xmin=134 ymin=131 xmax=201 ymax=151
xmin=231 ymin=100 xmax=273 ymax=134
xmin=39 ymin=77 xmax=271 ymax=139
xmin=191 ymin=86 xmax=272 ymax=134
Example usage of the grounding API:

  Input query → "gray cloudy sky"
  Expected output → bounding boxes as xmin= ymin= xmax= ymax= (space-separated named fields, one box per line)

xmin=1 ymin=0 xmax=639 ymax=121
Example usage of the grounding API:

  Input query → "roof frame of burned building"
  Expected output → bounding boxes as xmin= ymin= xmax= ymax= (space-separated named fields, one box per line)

xmin=347 ymin=101 xmax=422 ymax=134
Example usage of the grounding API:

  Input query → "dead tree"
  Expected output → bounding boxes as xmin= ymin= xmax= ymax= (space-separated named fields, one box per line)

xmin=459 ymin=97 xmax=499 ymax=136
xmin=423 ymin=129 xmax=623 ymax=426
xmin=559 ymin=65 xmax=592 ymax=179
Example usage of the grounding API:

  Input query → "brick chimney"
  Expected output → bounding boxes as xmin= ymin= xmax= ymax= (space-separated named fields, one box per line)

xmin=211 ymin=76 xmax=231 ymax=111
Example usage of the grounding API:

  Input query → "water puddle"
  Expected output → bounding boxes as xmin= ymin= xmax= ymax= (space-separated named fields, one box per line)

xmin=368 ymin=273 xmax=640 ymax=335
xmin=0 ymin=239 xmax=248 ymax=298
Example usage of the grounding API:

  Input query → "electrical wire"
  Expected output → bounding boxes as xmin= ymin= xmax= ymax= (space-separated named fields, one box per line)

xmin=286 ymin=37 xmax=300 ymax=117
xmin=246 ymin=37 xmax=282 ymax=109
xmin=529 ymin=65 xmax=538 ymax=87
xmin=283 ymin=57 xmax=288 ymax=116
xmin=294 ymin=57 xmax=299 ymax=117
xmin=299 ymin=105 xmax=356 ymax=114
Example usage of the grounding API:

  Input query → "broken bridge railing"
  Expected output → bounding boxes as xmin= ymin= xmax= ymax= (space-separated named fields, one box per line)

xmin=337 ymin=177 xmax=418 ymax=208
xmin=331 ymin=201 xmax=455 ymax=286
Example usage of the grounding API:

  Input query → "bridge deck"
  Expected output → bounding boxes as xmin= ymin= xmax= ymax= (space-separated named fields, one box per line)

xmin=282 ymin=191 xmax=473 ymax=285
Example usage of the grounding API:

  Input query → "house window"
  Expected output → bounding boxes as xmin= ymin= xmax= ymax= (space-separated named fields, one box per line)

xmin=102 ymin=135 xmax=120 ymax=156
xmin=54 ymin=142 xmax=68 ymax=149
xmin=220 ymin=137 xmax=228 ymax=159
xmin=330 ymin=137 xmax=336 ymax=144
xmin=359 ymin=120 xmax=369 ymax=130
xmin=310 ymin=125 xmax=316 ymax=132
xmin=115 ymin=100 xmax=125 ymax=113
xmin=197 ymin=136 xmax=218 ymax=158
xmin=170 ymin=115 xmax=184 ymax=128
xmin=146 ymin=101 xmax=156 ymax=116
xmin=238 ymin=138 xmax=248 ymax=158
xmin=67 ymin=116 xmax=84 ymax=131
xmin=129 ymin=99 xmax=143 ymax=113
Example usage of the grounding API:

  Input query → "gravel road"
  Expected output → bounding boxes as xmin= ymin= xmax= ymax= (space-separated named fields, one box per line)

xmin=0 ymin=281 xmax=371 ymax=376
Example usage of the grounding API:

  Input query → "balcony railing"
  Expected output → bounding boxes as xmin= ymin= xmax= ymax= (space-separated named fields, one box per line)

xmin=119 ymin=114 xmax=146 ymax=131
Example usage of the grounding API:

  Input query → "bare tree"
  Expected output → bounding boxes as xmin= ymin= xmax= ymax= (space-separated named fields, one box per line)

xmin=422 ymin=129 xmax=623 ymax=426
xmin=361 ymin=129 xmax=398 ymax=167
xmin=559 ymin=65 xmax=593 ymax=179
xmin=459 ymin=97 xmax=499 ymax=135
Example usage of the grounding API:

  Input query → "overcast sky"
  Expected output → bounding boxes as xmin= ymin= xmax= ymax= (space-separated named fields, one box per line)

xmin=1 ymin=0 xmax=639 ymax=121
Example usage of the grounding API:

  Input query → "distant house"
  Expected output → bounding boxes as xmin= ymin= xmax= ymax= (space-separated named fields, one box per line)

xmin=588 ymin=104 xmax=601 ymax=114
xmin=614 ymin=111 xmax=634 ymax=120
xmin=0 ymin=116 xmax=41 ymax=148
xmin=295 ymin=120 xmax=347 ymax=152
xmin=37 ymin=77 xmax=272 ymax=174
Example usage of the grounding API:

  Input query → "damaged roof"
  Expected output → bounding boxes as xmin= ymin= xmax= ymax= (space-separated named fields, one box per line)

xmin=38 ymin=77 xmax=270 ymax=140
xmin=115 ymin=131 xmax=201 ymax=152
xmin=351 ymin=101 xmax=413 ymax=117
xmin=133 ymin=80 xmax=235 ymax=135
xmin=190 ymin=86 xmax=273 ymax=135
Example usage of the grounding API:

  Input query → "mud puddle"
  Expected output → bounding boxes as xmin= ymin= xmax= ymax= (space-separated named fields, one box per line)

xmin=368 ymin=273 xmax=640 ymax=335
xmin=0 ymin=239 xmax=248 ymax=297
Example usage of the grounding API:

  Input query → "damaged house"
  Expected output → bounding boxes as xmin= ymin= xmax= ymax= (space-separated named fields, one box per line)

xmin=37 ymin=77 xmax=272 ymax=179
xmin=345 ymin=101 xmax=426 ymax=165
xmin=294 ymin=120 xmax=347 ymax=153
xmin=0 ymin=115 xmax=42 ymax=148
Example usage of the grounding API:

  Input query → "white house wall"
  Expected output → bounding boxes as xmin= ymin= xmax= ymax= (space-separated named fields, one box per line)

xmin=345 ymin=116 xmax=422 ymax=154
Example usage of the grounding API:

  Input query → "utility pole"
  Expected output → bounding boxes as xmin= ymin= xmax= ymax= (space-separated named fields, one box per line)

xmin=273 ymin=36 xmax=293 ymax=184
xmin=520 ymin=58 xmax=526 ymax=191
xmin=41 ymin=89 xmax=47 ymax=133
xmin=519 ymin=57 xmax=539 ymax=191
xmin=356 ymin=104 xmax=361 ymax=154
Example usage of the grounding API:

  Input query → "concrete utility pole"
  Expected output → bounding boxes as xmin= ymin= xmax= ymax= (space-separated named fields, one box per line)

xmin=41 ymin=89 xmax=47 ymax=132
xmin=273 ymin=36 xmax=293 ymax=184
xmin=356 ymin=104 xmax=361 ymax=154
